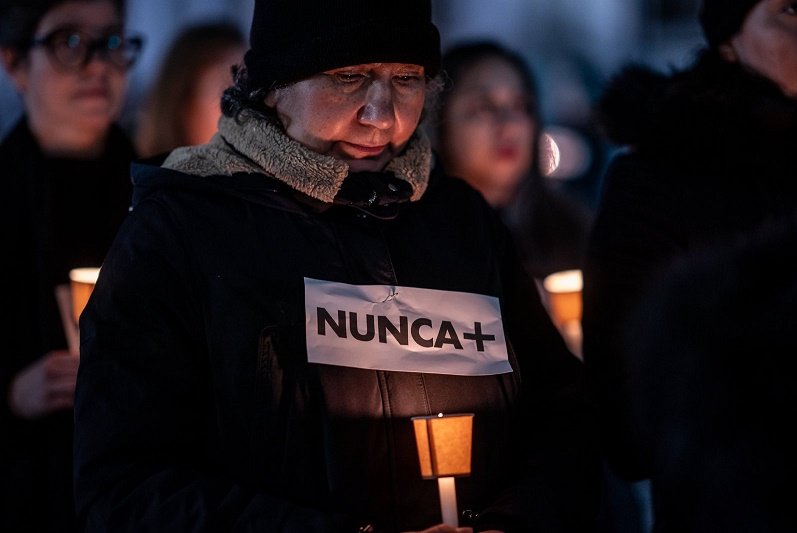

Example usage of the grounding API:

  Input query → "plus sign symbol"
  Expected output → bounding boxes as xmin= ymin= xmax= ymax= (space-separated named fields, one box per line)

xmin=463 ymin=322 xmax=496 ymax=352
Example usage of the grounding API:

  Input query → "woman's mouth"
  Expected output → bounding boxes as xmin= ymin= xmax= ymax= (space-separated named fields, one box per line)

xmin=496 ymin=146 xmax=518 ymax=159
xmin=74 ymin=87 xmax=111 ymax=101
xmin=340 ymin=141 xmax=387 ymax=157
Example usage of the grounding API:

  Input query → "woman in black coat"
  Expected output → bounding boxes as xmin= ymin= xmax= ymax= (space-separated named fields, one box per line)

xmin=583 ymin=0 xmax=797 ymax=483
xmin=624 ymin=216 xmax=797 ymax=532
xmin=72 ymin=1 xmax=599 ymax=532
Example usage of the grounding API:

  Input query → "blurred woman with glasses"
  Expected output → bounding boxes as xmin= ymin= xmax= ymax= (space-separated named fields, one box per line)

xmin=0 ymin=1 xmax=141 ymax=531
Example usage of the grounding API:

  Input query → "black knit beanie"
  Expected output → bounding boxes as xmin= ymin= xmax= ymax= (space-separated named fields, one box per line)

xmin=243 ymin=0 xmax=441 ymax=89
xmin=699 ymin=0 xmax=761 ymax=48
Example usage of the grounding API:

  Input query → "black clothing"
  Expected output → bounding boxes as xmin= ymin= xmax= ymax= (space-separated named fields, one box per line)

xmin=503 ymin=176 xmax=593 ymax=280
xmin=0 ymin=118 xmax=135 ymax=533
xmin=244 ymin=0 xmax=440 ymax=89
xmin=699 ymin=0 xmax=760 ymax=49
xmin=583 ymin=50 xmax=797 ymax=481
xmin=74 ymin=113 xmax=599 ymax=533
xmin=624 ymin=218 xmax=797 ymax=532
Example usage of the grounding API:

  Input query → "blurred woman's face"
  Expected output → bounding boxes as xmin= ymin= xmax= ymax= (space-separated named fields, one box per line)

xmin=440 ymin=56 xmax=535 ymax=207
xmin=726 ymin=0 xmax=797 ymax=98
xmin=2 ymin=0 xmax=130 ymax=155
xmin=265 ymin=62 xmax=426 ymax=173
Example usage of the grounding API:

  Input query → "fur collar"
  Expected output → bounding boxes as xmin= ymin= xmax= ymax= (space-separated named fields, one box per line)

xmin=162 ymin=109 xmax=432 ymax=203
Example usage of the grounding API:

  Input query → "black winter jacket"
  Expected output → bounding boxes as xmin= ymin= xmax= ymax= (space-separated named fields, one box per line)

xmin=624 ymin=215 xmax=797 ymax=533
xmin=582 ymin=50 xmax=797 ymax=481
xmin=73 ymin=114 xmax=598 ymax=533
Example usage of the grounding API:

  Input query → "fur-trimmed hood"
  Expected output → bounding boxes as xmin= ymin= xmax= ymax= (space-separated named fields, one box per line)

xmin=162 ymin=109 xmax=433 ymax=203
xmin=595 ymin=50 xmax=797 ymax=161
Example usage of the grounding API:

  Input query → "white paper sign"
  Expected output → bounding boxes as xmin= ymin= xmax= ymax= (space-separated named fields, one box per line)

xmin=304 ymin=277 xmax=511 ymax=376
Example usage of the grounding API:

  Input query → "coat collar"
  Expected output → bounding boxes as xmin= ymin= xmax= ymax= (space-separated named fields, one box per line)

xmin=162 ymin=109 xmax=432 ymax=203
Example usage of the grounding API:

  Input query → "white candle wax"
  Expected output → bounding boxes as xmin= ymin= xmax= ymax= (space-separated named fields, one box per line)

xmin=437 ymin=476 xmax=458 ymax=527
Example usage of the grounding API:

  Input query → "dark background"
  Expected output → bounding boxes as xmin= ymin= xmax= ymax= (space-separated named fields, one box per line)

xmin=0 ymin=0 xmax=705 ymax=136
xmin=0 ymin=0 xmax=705 ymax=214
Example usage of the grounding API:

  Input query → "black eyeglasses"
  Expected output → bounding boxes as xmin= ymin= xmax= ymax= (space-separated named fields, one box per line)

xmin=29 ymin=28 xmax=143 ymax=71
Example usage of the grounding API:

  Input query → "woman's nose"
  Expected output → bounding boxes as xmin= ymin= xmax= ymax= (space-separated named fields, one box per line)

xmin=358 ymin=81 xmax=395 ymax=130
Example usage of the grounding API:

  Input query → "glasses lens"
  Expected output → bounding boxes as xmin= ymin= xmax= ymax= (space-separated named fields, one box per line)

xmin=106 ymin=35 xmax=141 ymax=68
xmin=34 ymin=29 xmax=142 ymax=70
xmin=51 ymin=31 xmax=88 ymax=68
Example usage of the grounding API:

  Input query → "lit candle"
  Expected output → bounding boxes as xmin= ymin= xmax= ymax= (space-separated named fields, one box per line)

xmin=69 ymin=267 xmax=101 ymax=324
xmin=412 ymin=413 xmax=474 ymax=527
xmin=542 ymin=269 xmax=583 ymax=326
xmin=542 ymin=269 xmax=584 ymax=358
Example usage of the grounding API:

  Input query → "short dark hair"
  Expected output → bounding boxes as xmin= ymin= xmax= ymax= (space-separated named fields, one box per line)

xmin=699 ymin=0 xmax=760 ymax=49
xmin=0 ymin=0 xmax=126 ymax=50
xmin=220 ymin=64 xmax=272 ymax=120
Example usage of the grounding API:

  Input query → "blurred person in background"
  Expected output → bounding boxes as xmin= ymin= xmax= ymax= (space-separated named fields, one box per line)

xmin=0 ymin=0 xmax=140 ymax=530
xmin=583 ymin=0 xmax=797 ymax=529
xmin=623 ymin=216 xmax=797 ymax=532
xmin=72 ymin=0 xmax=600 ymax=531
xmin=134 ymin=20 xmax=246 ymax=159
xmin=428 ymin=40 xmax=592 ymax=282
